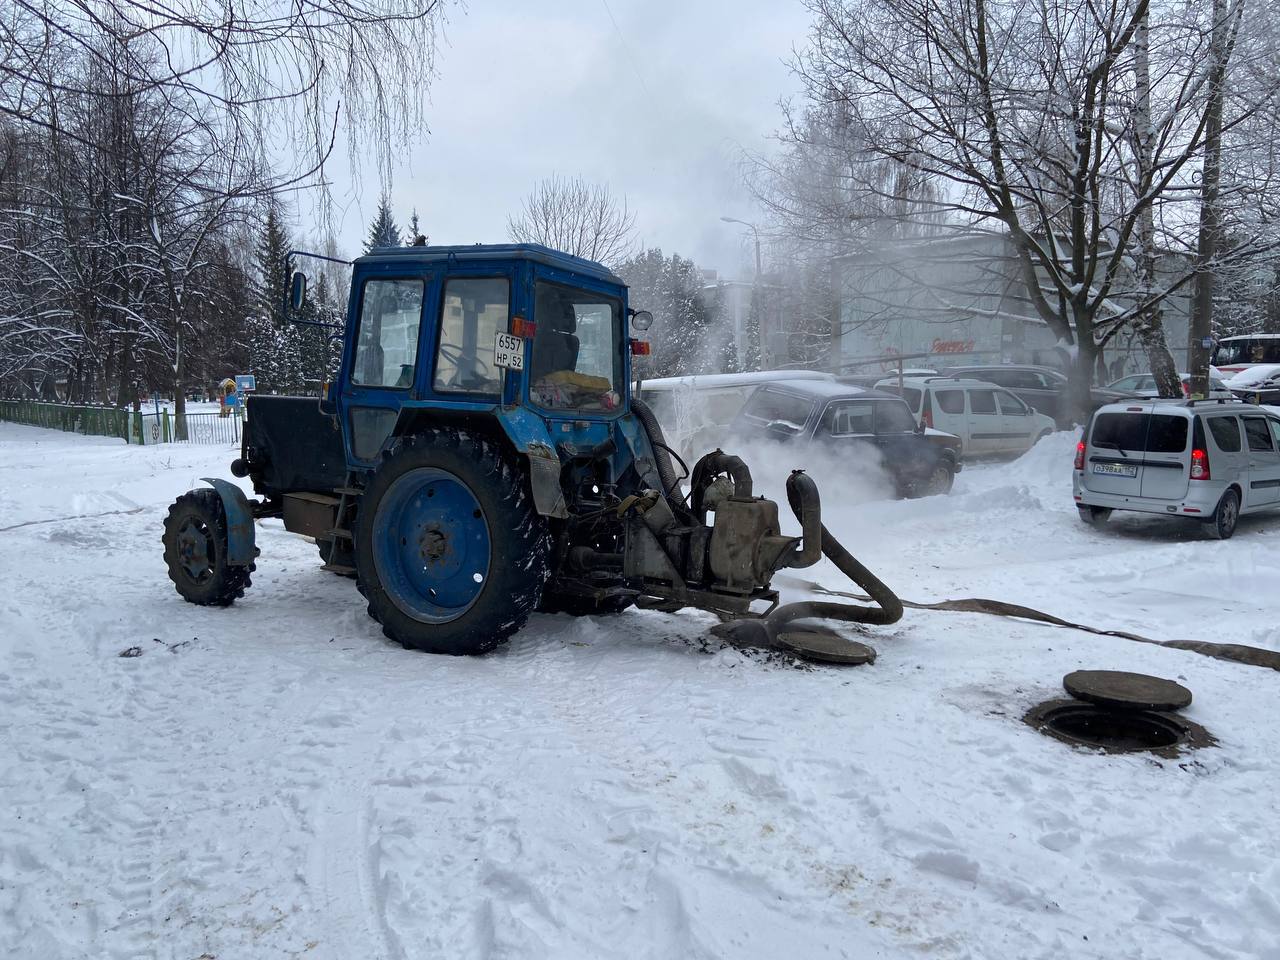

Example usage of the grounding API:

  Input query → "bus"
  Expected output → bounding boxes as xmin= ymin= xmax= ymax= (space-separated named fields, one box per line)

xmin=1212 ymin=334 xmax=1280 ymax=375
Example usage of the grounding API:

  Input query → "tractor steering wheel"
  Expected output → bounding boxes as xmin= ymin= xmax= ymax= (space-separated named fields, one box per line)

xmin=437 ymin=343 xmax=492 ymax=389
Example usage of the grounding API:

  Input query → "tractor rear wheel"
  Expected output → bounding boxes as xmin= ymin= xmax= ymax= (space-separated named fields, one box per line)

xmin=353 ymin=429 xmax=552 ymax=655
xmin=162 ymin=488 xmax=253 ymax=606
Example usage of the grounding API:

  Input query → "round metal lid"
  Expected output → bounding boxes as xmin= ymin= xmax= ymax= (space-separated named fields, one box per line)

xmin=1063 ymin=670 xmax=1192 ymax=712
xmin=776 ymin=631 xmax=877 ymax=665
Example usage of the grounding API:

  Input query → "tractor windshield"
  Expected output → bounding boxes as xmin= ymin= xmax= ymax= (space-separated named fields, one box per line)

xmin=529 ymin=281 xmax=624 ymax=412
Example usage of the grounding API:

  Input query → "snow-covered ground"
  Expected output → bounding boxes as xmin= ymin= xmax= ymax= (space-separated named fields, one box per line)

xmin=2 ymin=421 xmax=1278 ymax=959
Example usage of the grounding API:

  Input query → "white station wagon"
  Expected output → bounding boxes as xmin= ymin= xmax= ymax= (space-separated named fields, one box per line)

xmin=1073 ymin=398 xmax=1280 ymax=538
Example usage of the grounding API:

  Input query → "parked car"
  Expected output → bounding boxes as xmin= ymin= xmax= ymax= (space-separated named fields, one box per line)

xmin=944 ymin=363 xmax=1135 ymax=426
xmin=729 ymin=379 xmax=963 ymax=497
xmin=1105 ymin=371 xmax=1233 ymax=399
xmin=1224 ymin=363 xmax=1280 ymax=406
xmin=635 ymin=369 xmax=833 ymax=464
xmin=1072 ymin=398 xmax=1280 ymax=539
xmin=874 ymin=376 xmax=1056 ymax=457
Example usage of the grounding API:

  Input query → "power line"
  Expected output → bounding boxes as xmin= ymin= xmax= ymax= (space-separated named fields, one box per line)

xmin=599 ymin=0 xmax=652 ymax=99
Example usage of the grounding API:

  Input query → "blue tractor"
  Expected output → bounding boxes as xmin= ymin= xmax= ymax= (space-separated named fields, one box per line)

xmin=161 ymin=243 xmax=901 ymax=658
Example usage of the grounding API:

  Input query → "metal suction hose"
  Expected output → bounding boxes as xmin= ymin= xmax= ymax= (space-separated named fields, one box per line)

xmin=773 ymin=470 xmax=903 ymax=629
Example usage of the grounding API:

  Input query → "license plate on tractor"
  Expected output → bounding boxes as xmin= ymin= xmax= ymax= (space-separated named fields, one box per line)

xmin=494 ymin=331 xmax=524 ymax=370
xmin=1092 ymin=462 xmax=1137 ymax=478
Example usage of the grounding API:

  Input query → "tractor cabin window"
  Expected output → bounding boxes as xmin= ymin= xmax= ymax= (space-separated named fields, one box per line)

xmin=434 ymin=277 xmax=508 ymax=395
xmin=352 ymin=279 xmax=425 ymax=388
xmin=529 ymin=281 xmax=624 ymax=412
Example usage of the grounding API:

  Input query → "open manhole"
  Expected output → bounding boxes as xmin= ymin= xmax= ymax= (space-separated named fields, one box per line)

xmin=1024 ymin=671 xmax=1213 ymax=757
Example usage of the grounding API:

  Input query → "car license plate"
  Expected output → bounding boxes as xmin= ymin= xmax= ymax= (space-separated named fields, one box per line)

xmin=493 ymin=331 xmax=524 ymax=370
xmin=1092 ymin=462 xmax=1136 ymax=478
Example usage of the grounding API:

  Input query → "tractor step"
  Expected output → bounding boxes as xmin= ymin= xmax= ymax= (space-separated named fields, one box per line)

xmin=326 ymin=528 xmax=353 ymax=540
xmin=320 ymin=562 xmax=357 ymax=578
xmin=335 ymin=486 xmax=364 ymax=497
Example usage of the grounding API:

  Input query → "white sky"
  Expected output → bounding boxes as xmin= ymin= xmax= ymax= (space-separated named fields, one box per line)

xmin=319 ymin=0 xmax=811 ymax=278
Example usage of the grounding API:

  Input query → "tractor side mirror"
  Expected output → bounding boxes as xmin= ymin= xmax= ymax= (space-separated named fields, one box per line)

xmin=290 ymin=271 xmax=308 ymax=312
xmin=631 ymin=310 xmax=653 ymax=332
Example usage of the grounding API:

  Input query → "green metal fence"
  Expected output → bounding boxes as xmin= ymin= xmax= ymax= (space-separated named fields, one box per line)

xmin=0 ymin=400 xmax=241 ymax=446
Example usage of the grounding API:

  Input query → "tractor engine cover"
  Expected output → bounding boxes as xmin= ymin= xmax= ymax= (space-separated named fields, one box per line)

xmin=707 ymin=497 xmax=794 ymax=593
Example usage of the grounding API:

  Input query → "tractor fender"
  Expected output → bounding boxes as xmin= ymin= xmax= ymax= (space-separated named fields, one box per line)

xmin=201 ymin=477 xmax=256 ymax=567
xmin=388 ymin=404 xmax=571 ymax=519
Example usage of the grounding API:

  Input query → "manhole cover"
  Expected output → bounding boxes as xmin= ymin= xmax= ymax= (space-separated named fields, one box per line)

xmin=1063 ymin=670 xmax=1192 ymax=712
xmin=775 ymin=631 xmax=876 ymax=665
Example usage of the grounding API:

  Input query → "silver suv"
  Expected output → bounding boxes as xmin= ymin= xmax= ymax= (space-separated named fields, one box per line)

xmin=1073 ymin=399 xmax=1280 ymax=538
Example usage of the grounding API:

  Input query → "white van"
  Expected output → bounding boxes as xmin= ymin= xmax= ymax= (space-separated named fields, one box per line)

xmin=875 ymin=375 xmax=1057 ymax=457
xmin=635 ymin=370 xmax=833 ymax=463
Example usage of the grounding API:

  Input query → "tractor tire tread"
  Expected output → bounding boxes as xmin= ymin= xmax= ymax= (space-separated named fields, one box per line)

xmin=161 ymin=488 xmax=252 ymax=606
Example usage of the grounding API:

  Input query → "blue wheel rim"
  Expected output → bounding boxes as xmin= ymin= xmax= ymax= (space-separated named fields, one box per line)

xmin=372 ymin=467 xmax=492 ymax=623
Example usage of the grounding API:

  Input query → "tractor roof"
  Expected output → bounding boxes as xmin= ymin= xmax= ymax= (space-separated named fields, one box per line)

xmin=355 ymin=242 xmax=623 ymax=284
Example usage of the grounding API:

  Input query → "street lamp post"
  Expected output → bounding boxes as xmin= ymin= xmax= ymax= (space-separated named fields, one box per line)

xmin=720 ymin=216 xmax=765 ymax=369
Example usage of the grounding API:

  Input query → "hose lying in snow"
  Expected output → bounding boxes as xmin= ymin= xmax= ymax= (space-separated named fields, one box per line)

xmin=779 ymin=577 xmax=1280 ymax=673
xmin=773 ymin=470 xmax=903 ymax=628
xmin=710 ymin=471 xmax=905 ymax=650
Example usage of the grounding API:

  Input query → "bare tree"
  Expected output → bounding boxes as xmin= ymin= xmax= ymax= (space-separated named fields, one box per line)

xmin=790 ymin=0 xmax=1278 ymax=418
xmin=0 ymin=0 xmax=448 ymax=200
xmin=507 ymin=175 xmax=637 ymax=267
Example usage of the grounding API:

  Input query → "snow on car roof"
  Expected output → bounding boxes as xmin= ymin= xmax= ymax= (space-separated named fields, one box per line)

xmin=1224 ymin=363 xmax=1280 ymax=388
xmin=637 ymin=369 xmax=833 ymax=390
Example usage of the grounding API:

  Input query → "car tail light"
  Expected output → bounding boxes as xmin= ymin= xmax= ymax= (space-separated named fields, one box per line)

xmin=1180 ymin=381 xmax=1190 ymax=396
xmin=922 ymin=394 xmax=933 ymax=429
xmin=1190 ymin=448 xmax=1210 ymax=480
xmin=1074 ymin=440 xmax=1085 ymax=470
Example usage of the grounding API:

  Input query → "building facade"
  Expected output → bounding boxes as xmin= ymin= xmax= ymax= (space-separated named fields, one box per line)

xmin=833 ymin=233 xmax=1191 ymax=380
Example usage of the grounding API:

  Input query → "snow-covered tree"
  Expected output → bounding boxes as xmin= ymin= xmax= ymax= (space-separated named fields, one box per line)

xmin=617 ymin=248 xmax=721 ymax=377
xmin=365 ymin=195 xmax=401 ymax=252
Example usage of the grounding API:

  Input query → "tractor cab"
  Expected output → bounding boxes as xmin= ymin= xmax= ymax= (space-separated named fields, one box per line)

xmin=161 ymin=242 xmax=901 ymax=660
xmin=323 ymin=244 xmax=639 ymax=470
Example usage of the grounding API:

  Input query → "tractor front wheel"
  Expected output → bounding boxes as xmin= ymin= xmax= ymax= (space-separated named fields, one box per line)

xmin=354 ymin=430 xmax=551 ymax=655
xmin=162 ymin=488 xmax=253 ymax=606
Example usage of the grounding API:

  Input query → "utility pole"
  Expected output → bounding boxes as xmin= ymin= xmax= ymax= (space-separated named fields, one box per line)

xmin=1187 ymin=0 xmax=1232 ymax=399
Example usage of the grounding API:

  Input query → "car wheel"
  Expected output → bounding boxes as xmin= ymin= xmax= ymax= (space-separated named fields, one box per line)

xmin=925 ymin=462 xmax=955 ymax=496
xmin=1077 ymin=505 xmax=1111 ymax=530
xmin=1204 ymin=489 xmax=1240 ymax=540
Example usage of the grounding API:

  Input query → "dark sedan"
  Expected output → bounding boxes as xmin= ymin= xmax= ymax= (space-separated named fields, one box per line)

xmin=730 ymin=379 xmax=963 ymax=497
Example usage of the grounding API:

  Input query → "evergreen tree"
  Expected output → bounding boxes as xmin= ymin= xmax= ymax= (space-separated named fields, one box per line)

xmin=405 ymin=209 xmax=427 ymax=246
xmin=743 ymin=291 xmax=763 ymax=372
xmin=248 ymin=206 xmax=292 ymax=391
xmin=365 ymin=193 xmax=401 ymax=251
xmin=617 ymin=248 xmax=719 ymax=377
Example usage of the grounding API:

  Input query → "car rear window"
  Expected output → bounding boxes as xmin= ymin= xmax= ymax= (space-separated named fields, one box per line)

xmin=742 ymin=389 xmax=815 ymax=430
xmin=1206 ymin=416 xmax=1241 ymax=452
xmin=936 ymin=390 xmax=964 ymax=414
xmin=1091 ymin=412 xmax=1188 ymax=453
